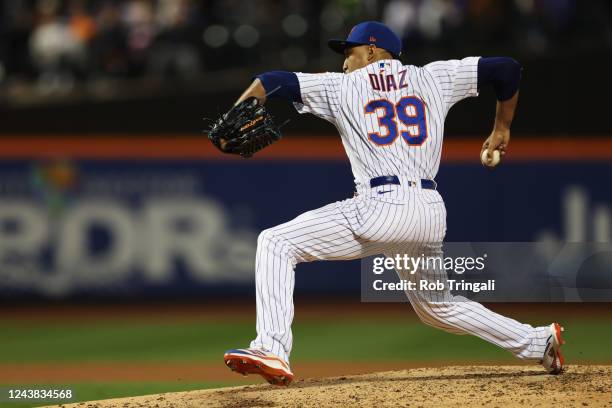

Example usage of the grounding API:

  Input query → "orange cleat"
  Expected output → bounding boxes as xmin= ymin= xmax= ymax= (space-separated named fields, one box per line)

xmin=224 ymin=348 xmax=294 ymax=386
xmin=542 ymin=322 xmax=565 ymax=374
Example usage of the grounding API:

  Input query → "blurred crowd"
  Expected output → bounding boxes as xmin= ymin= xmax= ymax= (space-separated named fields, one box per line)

xmin=0 ymin=0 xmax=610 ymax=95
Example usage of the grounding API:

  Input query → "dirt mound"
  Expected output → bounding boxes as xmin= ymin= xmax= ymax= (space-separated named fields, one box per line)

xmin=44 ymin=365 xmax=611 ymax=408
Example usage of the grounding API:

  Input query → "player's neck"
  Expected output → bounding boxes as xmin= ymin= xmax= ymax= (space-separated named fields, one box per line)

xmin=366 ymin=57 xmax=397 ymax=68
xmin=371 ymin=51 xmax=395 ymax=63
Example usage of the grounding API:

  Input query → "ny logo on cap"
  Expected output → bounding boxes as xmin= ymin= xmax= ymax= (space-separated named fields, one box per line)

xmin=369 ymin=36 xmax=377 ymax=42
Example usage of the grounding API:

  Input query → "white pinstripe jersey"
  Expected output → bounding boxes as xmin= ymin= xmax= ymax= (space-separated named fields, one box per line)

xmin=293 ymin=57 xmax=480 ymax=187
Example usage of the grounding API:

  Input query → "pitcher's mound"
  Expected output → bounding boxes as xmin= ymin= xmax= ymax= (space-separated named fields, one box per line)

xmin=45 ymin=365 xmax=611 ymax=408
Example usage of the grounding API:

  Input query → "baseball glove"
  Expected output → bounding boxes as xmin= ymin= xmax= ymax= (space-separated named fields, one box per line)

xmin=206 ymin=97 xmax=282 ymax=158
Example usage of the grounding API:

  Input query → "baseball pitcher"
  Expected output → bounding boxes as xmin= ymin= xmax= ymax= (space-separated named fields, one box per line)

xmin=207 ymin=21 xmax=565 ymax=386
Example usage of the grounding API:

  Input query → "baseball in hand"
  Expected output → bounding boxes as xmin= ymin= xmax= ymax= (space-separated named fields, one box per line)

xmin=481 ymin=149 xmax=501 ymax=167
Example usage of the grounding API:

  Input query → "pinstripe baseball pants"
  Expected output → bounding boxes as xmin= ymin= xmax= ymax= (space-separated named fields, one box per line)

xmin=250 ymin=184 xmax=550 ymax=363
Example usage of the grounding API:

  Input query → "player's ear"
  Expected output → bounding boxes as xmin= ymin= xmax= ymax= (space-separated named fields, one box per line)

xmin=367 ymin=45 xmax=375 ymax=61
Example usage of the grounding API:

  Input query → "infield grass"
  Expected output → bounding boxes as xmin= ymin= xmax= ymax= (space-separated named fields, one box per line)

xmin=0 ymin=317 xmax=610 ymax=363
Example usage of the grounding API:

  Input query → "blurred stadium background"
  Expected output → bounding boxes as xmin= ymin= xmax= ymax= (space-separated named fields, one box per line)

xmin=1 ymin=0 xmax=611 ymax=406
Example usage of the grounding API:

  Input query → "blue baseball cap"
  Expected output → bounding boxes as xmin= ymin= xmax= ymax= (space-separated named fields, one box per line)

xmin=328 ymin=21 xmax=402 ymax=58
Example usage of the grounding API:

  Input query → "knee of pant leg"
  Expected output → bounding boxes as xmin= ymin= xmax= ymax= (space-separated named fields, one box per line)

xmin=257 ymin=228 xmax=279 ymax=252
xmin=413 ymin=305 xmax=464 ymax=334
xmin=413 ymin=303 xmax=445 ymax=325
xmin=421 ymin=300 xmax=453 ymax=319
xmin=257 ymin=228 xmax=297 ymax=260
xmin=257 ymin=228 xmax=273 ymax=248
xmin=414 ymin=301 xmax=461 ymax=329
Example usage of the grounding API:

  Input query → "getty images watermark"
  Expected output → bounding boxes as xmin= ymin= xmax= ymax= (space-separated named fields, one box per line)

xmin=371 ymin=253 xmax=494 ymax=293
xmin=360 ymin=242 xmax=612 ymax=302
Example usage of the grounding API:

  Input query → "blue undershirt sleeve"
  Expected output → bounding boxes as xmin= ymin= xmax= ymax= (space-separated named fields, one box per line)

xmin=477 ymin=57 xmax=522 ymax=101
xmin=254 ymin=71 xmax=302 ymax=104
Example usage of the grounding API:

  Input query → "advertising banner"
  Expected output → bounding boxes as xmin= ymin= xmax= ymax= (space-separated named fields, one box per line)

xmin=0 ymin=138 xmax=610 ymax=299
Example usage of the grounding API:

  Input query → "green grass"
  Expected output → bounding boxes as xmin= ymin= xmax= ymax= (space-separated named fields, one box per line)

xmin=0 ymin=382 xmax=231 ymax=408
xmin=294 ymin=318 xmax=612 ymax=362
xmin=0 ymin=317 xmax=610 ymax=363
xmin=0 ymin=316 xmax=610 ymax=406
